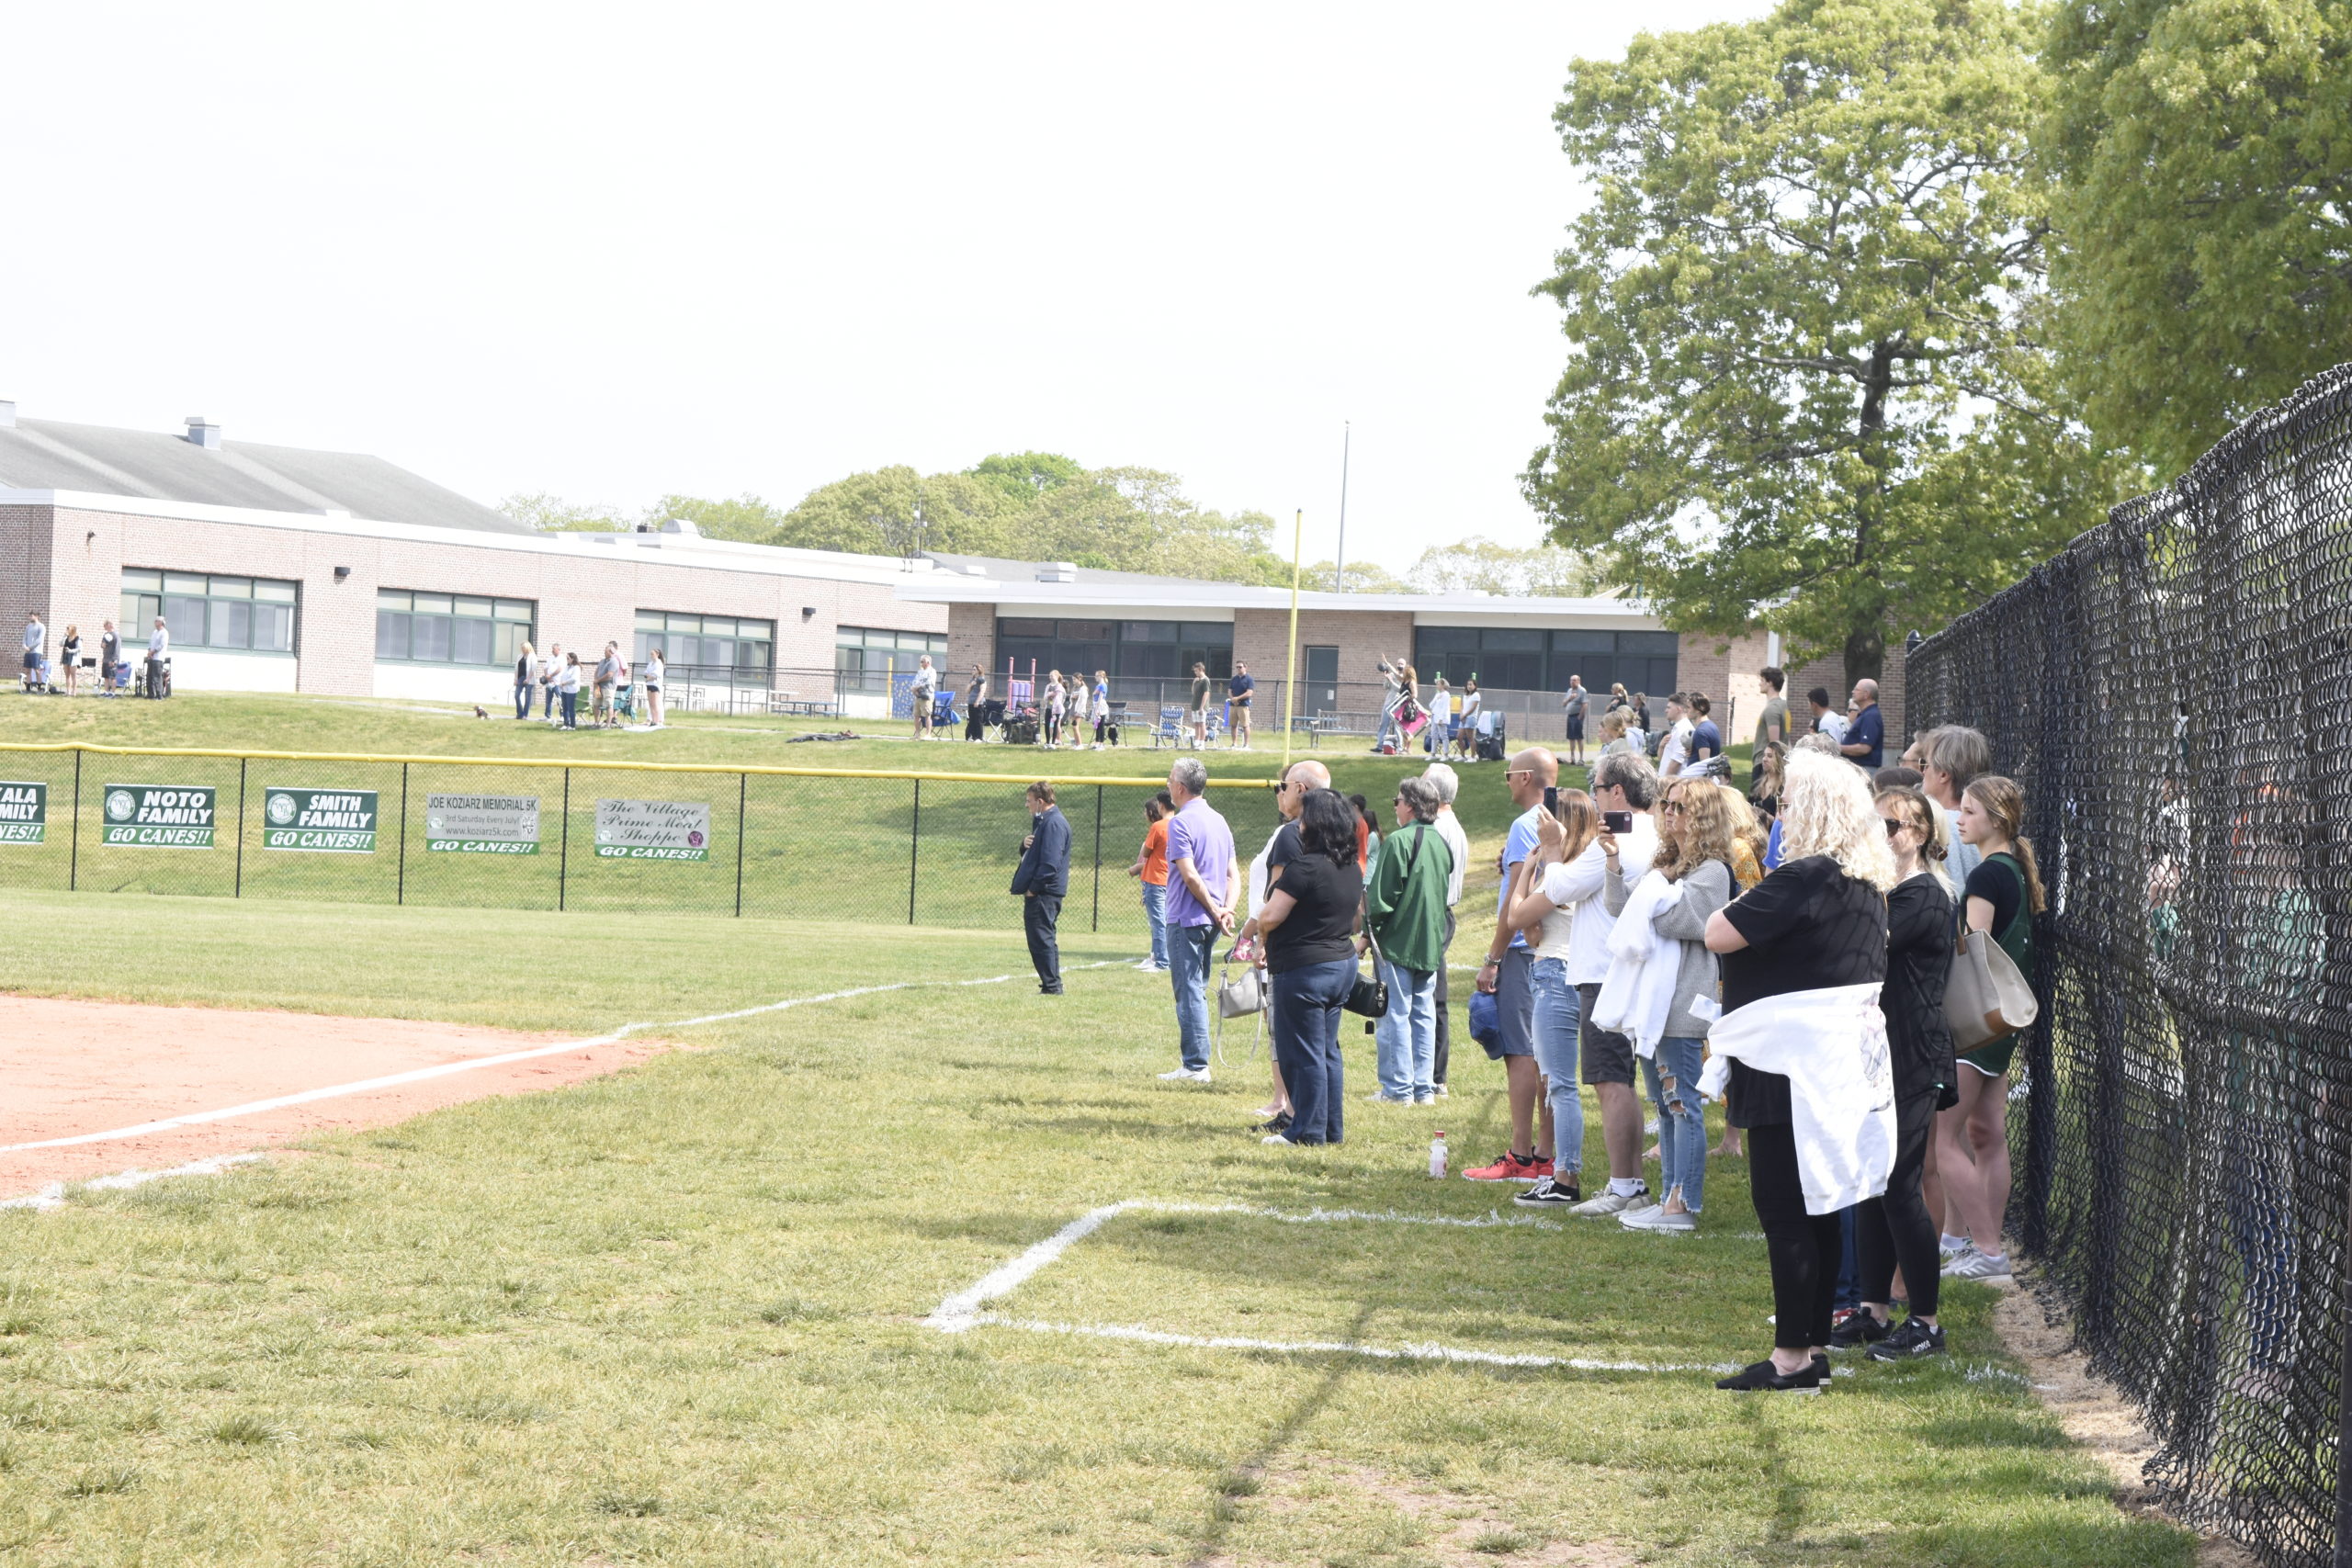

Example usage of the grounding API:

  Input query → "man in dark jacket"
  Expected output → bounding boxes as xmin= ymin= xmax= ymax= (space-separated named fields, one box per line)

xmin=1012 ymin=780 xmax=1072 ymax=994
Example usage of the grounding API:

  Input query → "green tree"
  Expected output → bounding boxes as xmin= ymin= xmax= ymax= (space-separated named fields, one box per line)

xmin=499 ymin=493 xmax=625 ymax=532
xmin=1020 ymin=468 xmax=1290 ymax=585
xmin=1522 ymin=0 xmax=2123 ymax=684
xmin=2042 ymin=0 xmax=2352 ymax=474
xmin=649 ymin=493 xmax=790 ymax=545
xmin=774 ymin=468 xmax=1015 ymax=556
xmin=967 ymin=452 xmax=1084 ymax=507
xmin=1406 ymin=537 xmax=1600 ymax=598
xmin=1300 ymin=558 xmax=1412 ymax=593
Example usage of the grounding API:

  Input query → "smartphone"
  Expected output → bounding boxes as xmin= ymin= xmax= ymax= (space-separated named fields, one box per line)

xmin=1543 ymin=784 xmax=1559 ymax=815
xmin=1602 ymin=810 xmax=1633 ymax=835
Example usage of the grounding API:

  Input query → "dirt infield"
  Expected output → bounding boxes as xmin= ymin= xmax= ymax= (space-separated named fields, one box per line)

xmin=1 ymin=995 xmax=665 ymax=1197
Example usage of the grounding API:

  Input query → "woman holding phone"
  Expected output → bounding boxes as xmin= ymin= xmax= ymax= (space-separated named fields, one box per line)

xmin=1505 ymin=787 xmax=1600 ymax=1206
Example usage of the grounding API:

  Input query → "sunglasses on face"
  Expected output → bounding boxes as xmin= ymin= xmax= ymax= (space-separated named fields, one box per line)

xmin=1883 ymin=817 xmax=1908 ymax=836
xmin=1661 ymin=801 xmax=1687 ymax=816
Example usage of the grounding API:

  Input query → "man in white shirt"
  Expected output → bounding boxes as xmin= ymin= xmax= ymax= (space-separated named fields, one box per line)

xmin=912 ymin=655 xmax=939 ymax=739
xmin=1422 ymin=762 xmax=1471 ymax=1096
xmin=1538 ymin=749 xmax=1663 ymax=1216
xmin=1808 ymin=685 xmax=1848 ymax=744
xmin=144 ymin=616 xmax=168 ymax=699
xmin=537 ymin=642 xmax=564 ymax=722
xmin=1658 ymin=693 xmax=1695 ymax=778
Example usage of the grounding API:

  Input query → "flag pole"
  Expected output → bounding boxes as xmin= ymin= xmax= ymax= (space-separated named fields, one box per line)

xmin=1283 ymin=507 xmax=1303 ymax=774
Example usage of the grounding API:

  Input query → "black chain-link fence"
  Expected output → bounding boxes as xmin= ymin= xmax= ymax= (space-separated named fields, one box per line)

xmin=0 ymin=746 xmax=1286 ymax=940
xmin=1907 ymin=362 xmax=2352 ymax=1567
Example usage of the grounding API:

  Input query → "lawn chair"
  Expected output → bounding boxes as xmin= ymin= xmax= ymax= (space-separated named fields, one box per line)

xmin=1150 ymin=706 xmax=1186 ymax=749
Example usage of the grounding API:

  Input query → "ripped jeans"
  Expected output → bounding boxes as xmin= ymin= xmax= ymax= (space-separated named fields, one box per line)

xmin=1639 ymin=1035 xmax=1708 ymax=1213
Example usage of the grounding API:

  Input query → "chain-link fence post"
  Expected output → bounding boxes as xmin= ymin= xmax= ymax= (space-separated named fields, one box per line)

xmin=233 ymin=757 xmax=247 ymax=897
xmin=734 ymin=771 xmax=746 ymax=918
xmin=68 ymin=748 xmax=80 ymax=892
xmin=396 ymin=761 xmax=410 ymax=906
xmin=1091 ymin=784 xmax=1103 ymax=931
xmin=558 ymin=767 xmax=571 ymax=911
xmin=908 ymin=777 xmax=921 ymax=925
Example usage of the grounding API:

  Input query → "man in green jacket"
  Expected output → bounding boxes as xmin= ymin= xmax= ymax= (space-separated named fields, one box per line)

xmin=1363 ymin=775 xmax=1454 ymax=1103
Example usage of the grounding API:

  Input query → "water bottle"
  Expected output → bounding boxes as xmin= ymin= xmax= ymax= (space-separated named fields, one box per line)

xmin=1429 ymin=1132 xmax=1447 ymax=1179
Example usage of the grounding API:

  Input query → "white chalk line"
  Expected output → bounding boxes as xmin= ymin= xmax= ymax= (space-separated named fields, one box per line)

xmin=0 ymin=1153 xmax=266 ymax=1213
xmin=0 ymin=958 xmax=1140 ymax=1156
xmin=924 ymin=1199 xmax=1767 ymax=1377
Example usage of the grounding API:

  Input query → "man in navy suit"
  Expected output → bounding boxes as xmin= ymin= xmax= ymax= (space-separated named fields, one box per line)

xmin=1012 ymin=780 xmax=1072 ymax=994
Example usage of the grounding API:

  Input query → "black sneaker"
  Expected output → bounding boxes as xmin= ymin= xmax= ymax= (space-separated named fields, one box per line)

xmin=1256 ymin=1111 xmax=1293 ymax=1134
xmin=1715 ymin=1358 xmax=1824 ymax=1394
xmin=1867 ymin=1318 xmax=1947 ymax=1362
xmin=1512 ymin=1174 xmax=1582 ymax=1208
xmin=1827 ymin=1308 xmax=1889 ymax=1350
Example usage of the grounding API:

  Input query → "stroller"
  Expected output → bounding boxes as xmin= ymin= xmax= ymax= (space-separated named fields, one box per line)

xmin=1475 ymin=710 xmax=1509 ymax=762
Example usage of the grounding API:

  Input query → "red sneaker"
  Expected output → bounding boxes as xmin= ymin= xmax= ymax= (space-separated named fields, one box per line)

xmin=1463 ymin=1149 xmax=1544 ymax=1182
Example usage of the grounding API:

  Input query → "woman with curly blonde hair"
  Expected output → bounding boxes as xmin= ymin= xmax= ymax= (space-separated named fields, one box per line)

xmin=1702 ymin=750 xmax=1894 ymax=1391
xmin=1598 ymin=774 xmax=1739 ymax=1232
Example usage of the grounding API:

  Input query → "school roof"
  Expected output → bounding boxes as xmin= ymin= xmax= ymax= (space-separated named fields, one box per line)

xmin=0 ymin=413 xmax=530 ymax=535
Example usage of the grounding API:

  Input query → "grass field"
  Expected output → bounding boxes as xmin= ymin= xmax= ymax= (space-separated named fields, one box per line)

xmin=0 ymin=886 xmax=2190 ymax=1567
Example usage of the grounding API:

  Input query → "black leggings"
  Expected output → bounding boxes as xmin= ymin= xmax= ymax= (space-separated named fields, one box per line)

xmin=1858 ymin=1088 xmax=1941 ymax=1318
xmin=1747 ymin=1122 xmax=1842 ymax=1351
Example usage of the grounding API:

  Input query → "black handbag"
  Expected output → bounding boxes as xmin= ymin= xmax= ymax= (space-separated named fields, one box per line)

xmin=1344 ymin=919 xmax=1390 ymax=1017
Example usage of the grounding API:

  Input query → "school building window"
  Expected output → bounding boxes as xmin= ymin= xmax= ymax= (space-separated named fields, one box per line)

xmin=638 ymin=612 xmax=775 ymax=673
xmin=1412 ymin=626 xmax=1678 ymax=697
xmin=121 ymin=570 xmax=298 ymax=654
xmin=993 ymin=618 xmax=1232 ymax=682
xmin=836 ymin=626 xmax=947 ymax=690
xmin=376 ymin=591 xmax=535 ymax=664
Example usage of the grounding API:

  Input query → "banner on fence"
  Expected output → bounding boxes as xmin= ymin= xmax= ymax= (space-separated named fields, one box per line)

xmin=594 ymin=798 xmax=709 ymax=860
xmin=101 ymin=784 xmax=216 ymax=848
xmin=263 ymin=787 xmax=378 ymax=852
xmin=424 ymin=795 xmax=540 ymax=854
xmin=0 ymin=781 xmax=45 ymax=844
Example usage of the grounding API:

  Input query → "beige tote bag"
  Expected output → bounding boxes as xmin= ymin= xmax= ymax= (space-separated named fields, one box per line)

xmin=1943 ymin=929 xmax=2039 ymax=1051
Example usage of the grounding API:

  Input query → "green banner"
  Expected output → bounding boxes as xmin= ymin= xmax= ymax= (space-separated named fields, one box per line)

xmin=262 ymin=786 xmax=378 ymax=852
xmin=424 ymin=795 xmax=540 ymax=855
xmin=594 ymin=798 xmax=710 ymax=860
xmin=101 ymin=784 xmax=216 ymax=848
xmin=0 ymin=781 xmax=46 ymax=844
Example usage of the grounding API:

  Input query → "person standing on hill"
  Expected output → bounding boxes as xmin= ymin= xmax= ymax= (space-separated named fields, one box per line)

xmin=1012 ymin=781 xmax=1071 ymax=995
xmin=144 ymin=615 xmax=168 ymax=698
xmin=594 ymin=642 xmax=621 ymax=727
xmin=1753 ymin=667 xmax=1790 ymax=792
xmin=1160 ymin=756 xmax=1238 ymax=1082
xmin=1363 ymin=775 xmax=1453 ymax=1104
xmin=1840 ymin=679 xmax=1885 ymax=772
xmin=1809 ymin=687 xmax=1847 ymax=745
xmin=1562 ymin=674 xmax=1589 ymax=765
xmin=1227 ymin=661 xmax=1255 ymax=750
xmin=1189 ymin=662 xmax=1213 ymax=749
xmin=22 ymin=614 xmax=46 ymax=693
xmin=964 ymin=665 xmax=989 ymax=741
xmin=912 ymin=654 xmax=938 ymax=740
xmin=1690 ymin=694 xmax=1723 ymax=771
xmin=99 ymin=621 xmax=121 ymax=694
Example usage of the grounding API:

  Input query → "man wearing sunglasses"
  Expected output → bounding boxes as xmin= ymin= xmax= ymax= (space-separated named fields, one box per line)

xmin=1464 ymin=749 xmax=1560 ymax=1182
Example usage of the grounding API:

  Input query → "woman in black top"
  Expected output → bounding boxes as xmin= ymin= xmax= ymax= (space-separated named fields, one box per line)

xmin=57 ymin=625 xmax=82 ymax=696
xmin=1238 ymin=788 xmax=1363 ymax=1146
xmin=1834 ymin=787 xmax=1956 ymax=1360
xmin=1704 ymin=751 xmax=1894 ymax=1391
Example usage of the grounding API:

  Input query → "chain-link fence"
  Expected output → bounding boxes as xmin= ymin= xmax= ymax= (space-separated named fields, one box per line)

xmin=1907 ymin=362 xmax=2352 ymax=1567
xmin=0 ymin=745 xmax=1286 ymax=938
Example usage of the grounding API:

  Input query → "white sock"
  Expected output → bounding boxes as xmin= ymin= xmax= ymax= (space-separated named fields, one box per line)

xmin=1609 ymin=1178 xmax=1645 ymax=1197
xmin=1941 ymin=1233 xmax=1970 ymax=1252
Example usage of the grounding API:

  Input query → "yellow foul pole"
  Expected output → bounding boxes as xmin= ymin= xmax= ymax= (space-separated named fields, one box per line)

xmin=1282 ymin=507 xmax=1303 ymax=773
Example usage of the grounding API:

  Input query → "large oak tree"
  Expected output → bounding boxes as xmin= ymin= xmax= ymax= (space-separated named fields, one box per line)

xmin=1523 ymin=0 xmax=2125 ymax=684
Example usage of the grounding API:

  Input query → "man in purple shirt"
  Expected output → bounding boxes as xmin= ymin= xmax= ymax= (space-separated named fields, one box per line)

xmin=1159 ymin=755 xmax=1239 ymax=1080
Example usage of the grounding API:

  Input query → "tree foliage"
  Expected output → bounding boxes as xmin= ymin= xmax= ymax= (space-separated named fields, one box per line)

xmin=497 ymin=493 xmax=626 ymax=532
xmin=2042 ymin=0 xmax=2352 ymax=474
xmin=1522 ymin=0 xmax=2126 ymax=683
xmin=1406 ymin=537 xmax=1600 ymax=598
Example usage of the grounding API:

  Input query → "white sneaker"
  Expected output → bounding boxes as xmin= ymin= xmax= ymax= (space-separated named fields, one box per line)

xmin=1620 ymin=1205 xmax=1697 ymax=1233
xmin=1944 ymin=1248 xmax=2013 ymax=1285
xmin=1158 ymin=1066 xmax=1212 ymax=1083
xmin=1134 ymin=960 xmax=1165 ymax=972
xmin=1567 ymin=1186 xmax=1650 ymax=1217
xmin=1939 ymin=1240 xmax=1978 ymax=1275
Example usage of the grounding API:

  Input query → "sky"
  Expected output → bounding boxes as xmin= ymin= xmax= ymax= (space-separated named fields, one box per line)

xmin=1 ymin=1 xmax=1770 ymax=577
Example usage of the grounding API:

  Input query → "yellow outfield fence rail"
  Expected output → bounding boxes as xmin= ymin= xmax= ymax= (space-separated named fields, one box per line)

xmin=0 ymin=742 xmax=1284 ymax=932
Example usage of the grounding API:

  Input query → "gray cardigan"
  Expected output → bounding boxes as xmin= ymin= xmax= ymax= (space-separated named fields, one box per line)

xmin=1600 ymin=856 xmax=1732 ymax=1041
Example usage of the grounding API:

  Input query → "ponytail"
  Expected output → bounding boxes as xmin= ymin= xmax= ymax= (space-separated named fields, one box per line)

xmin=1965 ymin=775 xmax=2047 ymax=914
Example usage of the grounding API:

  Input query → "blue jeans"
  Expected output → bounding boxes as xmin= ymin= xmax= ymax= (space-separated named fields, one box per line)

xmin=1639 ymin=1035 xmax=1708 ymax=1212
xmin=1168 ymin=922 xmax=1216 ymax=1071
xmin=543 ymin=682 xmax=558 ymax=718
xmin=1271 ymin=958 xmax=1352 ymax=1143
xmin=1140 ymin=881 xmax=1168 ymax=968
xmin=513 ymin=682 xmax=531 ymax=719
xmin=1374 ymin=958 xmax=1437 ymax=1099
xmin=559 ymin=690 xmax=579 ymax=728
xmin=1529 ymin=958 xmax=1585 ymax=1178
